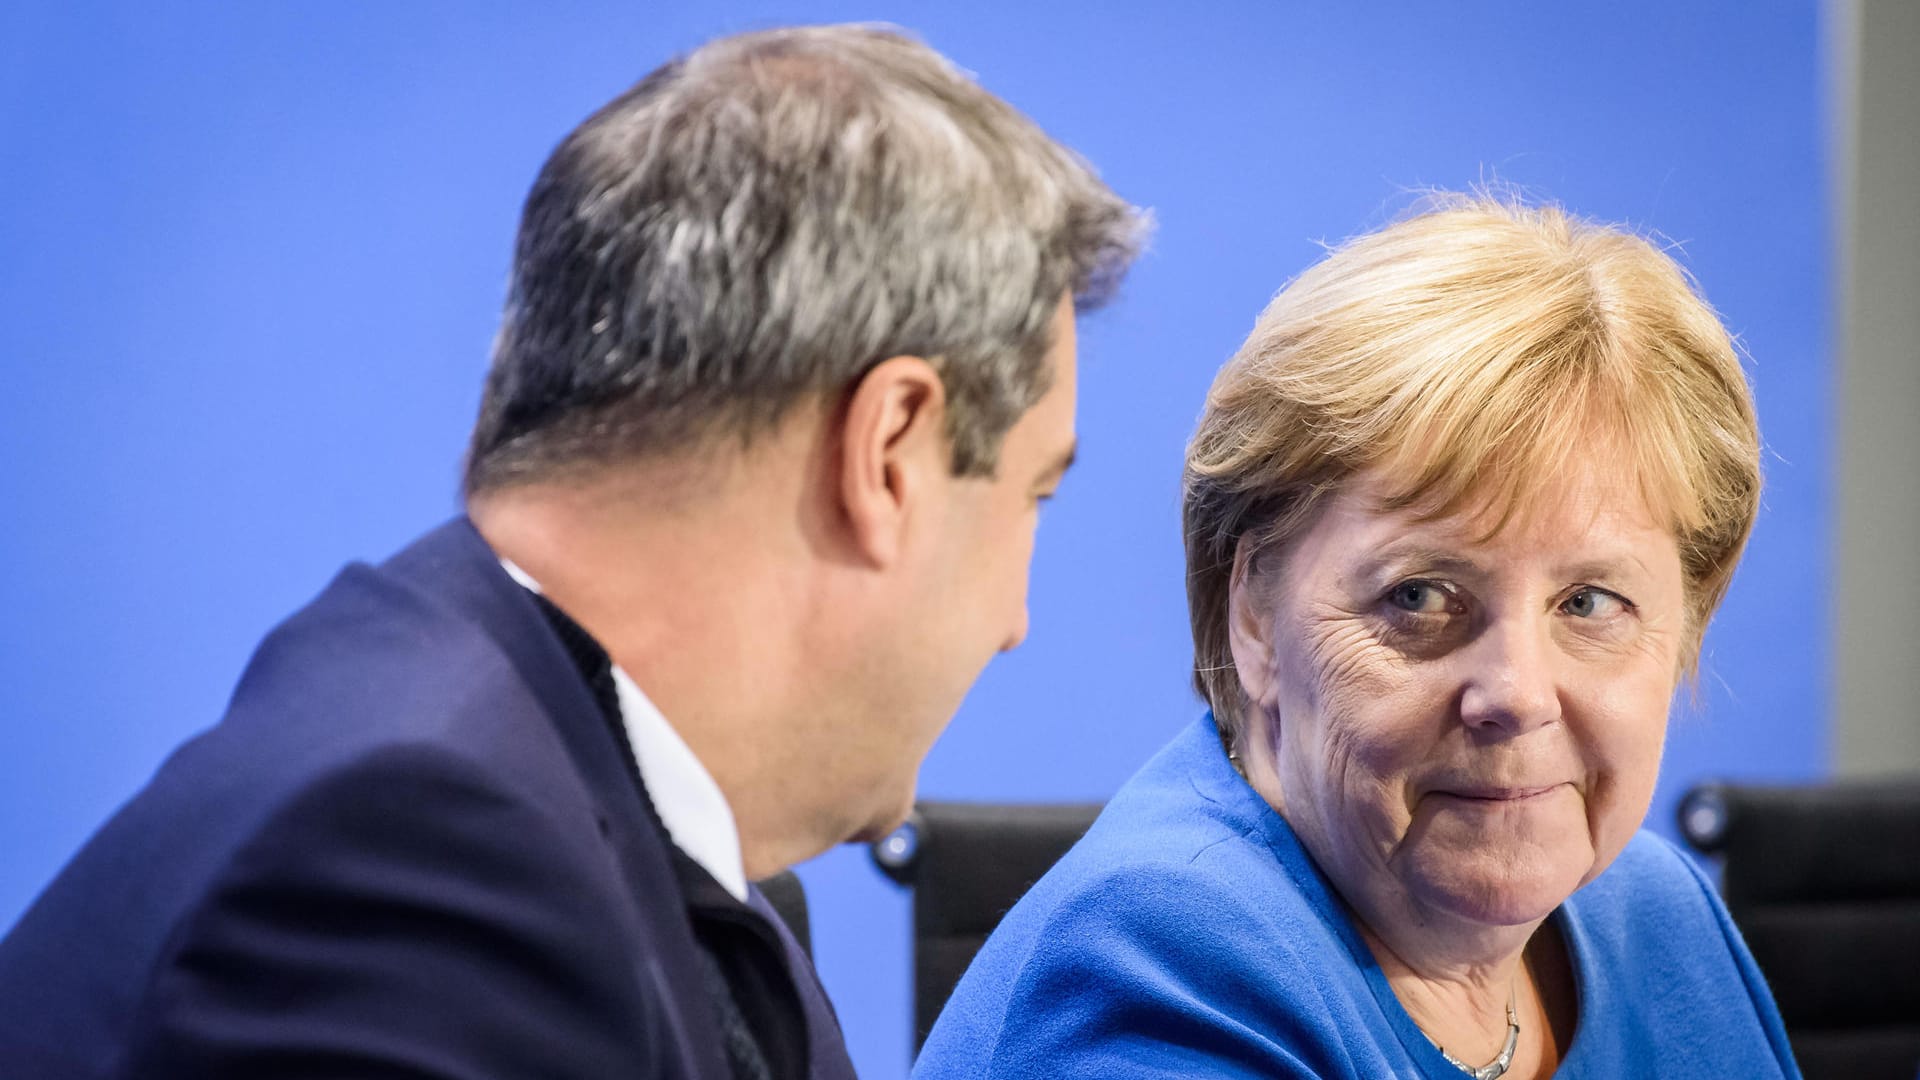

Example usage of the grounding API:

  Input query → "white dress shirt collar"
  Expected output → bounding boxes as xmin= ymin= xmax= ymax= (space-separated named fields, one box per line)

xmin=500 ymin=559 xmax=749 ymax=902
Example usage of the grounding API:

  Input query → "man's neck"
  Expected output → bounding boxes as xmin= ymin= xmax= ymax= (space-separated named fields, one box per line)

xmin=501 ymin=555 xmax=752 ymax=901
xmin=469 ymin=465 xmax=834 ymax=882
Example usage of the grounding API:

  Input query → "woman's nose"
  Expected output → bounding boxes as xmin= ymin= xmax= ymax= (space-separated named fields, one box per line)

xmin=1457 ymin=617 xmax=1562 ymax=735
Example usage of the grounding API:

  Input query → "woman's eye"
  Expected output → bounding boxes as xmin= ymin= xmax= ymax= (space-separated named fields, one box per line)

xmin=1562 ymin=587 xmax=1624 ymax=619
xmin=1387 ymin=581 xmax=1452 ymax=614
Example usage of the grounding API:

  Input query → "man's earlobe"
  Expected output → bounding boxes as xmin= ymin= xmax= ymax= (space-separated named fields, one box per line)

xmin=837 ymin=355 xmax=947 ymax=568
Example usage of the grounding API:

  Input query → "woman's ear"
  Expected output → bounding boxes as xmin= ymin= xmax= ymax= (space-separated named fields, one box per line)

xmin=1227 ymin=534 xmax=1291 ymax=814
xmin=1226 ymin=535 xmax=1279 ymax=710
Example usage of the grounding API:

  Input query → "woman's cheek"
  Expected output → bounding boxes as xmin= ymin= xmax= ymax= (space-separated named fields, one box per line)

xmin=1310 ymin=665 xmax=1430 ymax=839
xmin=1573 ymin=686 xmax=1672 ymax=876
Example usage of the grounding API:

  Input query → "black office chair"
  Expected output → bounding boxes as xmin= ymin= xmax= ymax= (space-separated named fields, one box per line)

xmin=870 ymin=800 xmax=1105 ymax=1051
xmin=1678 ymin=778 xmax=1920 ymax=1080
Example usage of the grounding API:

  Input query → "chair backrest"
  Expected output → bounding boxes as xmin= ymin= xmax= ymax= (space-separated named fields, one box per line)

xmin=870 ymin=800 xmax=1104 ymax=1051
xmin=1678 ymin=778 xmax=1920 ymax=1080
xmin=756 ymin=869 xmax=811 ymax=960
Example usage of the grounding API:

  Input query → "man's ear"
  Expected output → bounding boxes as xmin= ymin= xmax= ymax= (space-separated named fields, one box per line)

xmin=837 ymin=355 xmax=948 ymax=568
xmin=1227 ymin=536 xmax=1279 ymax=709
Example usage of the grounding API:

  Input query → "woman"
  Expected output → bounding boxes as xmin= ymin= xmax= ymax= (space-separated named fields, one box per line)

xmin=912 ymin=197 xmax=1799 ymax=1078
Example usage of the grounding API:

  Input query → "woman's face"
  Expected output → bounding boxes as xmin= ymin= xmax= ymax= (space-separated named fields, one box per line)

xmin=1231 ymin=463 xmax=1687 ymax=934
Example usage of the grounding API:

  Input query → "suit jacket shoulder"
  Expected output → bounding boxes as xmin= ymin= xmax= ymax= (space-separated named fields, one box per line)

xmin=0 ymin=519 xmax=840 ymax=1079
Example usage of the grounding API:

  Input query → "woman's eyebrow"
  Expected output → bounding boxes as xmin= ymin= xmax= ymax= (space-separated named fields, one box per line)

xmin=1556 ymin=555 xmax=1653 ymax=583
xmin=1353 ymin=546 xmax=1484 ymax=581
xmin=1354 ymin=547 xmax=1655 ymax=587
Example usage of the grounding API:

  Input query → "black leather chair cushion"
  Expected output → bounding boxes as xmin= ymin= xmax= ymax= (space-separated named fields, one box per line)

xmin=1680 ymin=778 xmax=1920 ymax=1079
xmin=873 ymin=800 xmax=1104 ymax=1050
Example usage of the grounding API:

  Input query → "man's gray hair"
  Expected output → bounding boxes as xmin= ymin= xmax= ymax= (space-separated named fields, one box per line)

xmin=464 ymin=24 xmax=1147 ymax=492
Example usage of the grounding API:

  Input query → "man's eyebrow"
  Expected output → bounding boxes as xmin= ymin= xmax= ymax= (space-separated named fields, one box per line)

xmin=1037 ymin=439 xmax=1078 ymax=487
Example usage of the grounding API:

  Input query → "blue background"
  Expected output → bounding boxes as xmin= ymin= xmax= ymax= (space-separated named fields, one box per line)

xmin=0 ymin=4 xmax=1828 ymax=1077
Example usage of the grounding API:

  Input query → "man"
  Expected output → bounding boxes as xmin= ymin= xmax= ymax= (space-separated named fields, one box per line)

xmin=0 ymin=24 xmax=1144 ymax=1079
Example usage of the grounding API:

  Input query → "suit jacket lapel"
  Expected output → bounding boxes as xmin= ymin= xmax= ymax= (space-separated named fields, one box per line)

xmin=746 ymin=887 xmax=858 ymax=1080
xmin=380 ymin=518 xmax=735 ymax=1078
xmin=381 ymin=519 xmax=859 ymax=1080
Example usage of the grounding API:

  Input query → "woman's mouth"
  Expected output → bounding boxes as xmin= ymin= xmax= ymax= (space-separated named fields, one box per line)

xmin=1432 ymin=783 xmax=1565 ymax=803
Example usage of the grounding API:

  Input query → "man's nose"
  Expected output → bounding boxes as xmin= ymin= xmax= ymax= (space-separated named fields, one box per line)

xmin=1001 ymin=604 xmax=1030 ymax=653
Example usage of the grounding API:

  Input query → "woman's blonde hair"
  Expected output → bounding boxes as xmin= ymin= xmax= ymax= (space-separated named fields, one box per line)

xmin=1184 ymin=196 xmax=1761 ymax=750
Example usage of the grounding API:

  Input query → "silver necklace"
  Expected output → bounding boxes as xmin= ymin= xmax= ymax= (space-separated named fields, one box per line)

xmin=1432 ymin=993 xmax=1519 ymax=1080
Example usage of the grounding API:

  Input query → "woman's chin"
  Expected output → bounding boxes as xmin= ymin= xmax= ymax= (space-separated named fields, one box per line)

xmin=1398 ymin=842 xmax=1591 ymax=929
xmin=1386 ymin=798 xmax=1595 ymax=926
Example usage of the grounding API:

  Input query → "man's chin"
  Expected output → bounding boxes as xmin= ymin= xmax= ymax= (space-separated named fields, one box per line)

xmin=845 ymin=820 xmax=892 ymax=846
xmin=845 ymin=784 xmax=917 ymax=846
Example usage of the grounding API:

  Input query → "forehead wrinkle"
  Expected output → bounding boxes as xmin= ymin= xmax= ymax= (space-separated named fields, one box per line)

xmin=1330 ymin=483 xmax=1674 ymax=594
xmin=1376 ymin=448 xmax=1676 ymax=553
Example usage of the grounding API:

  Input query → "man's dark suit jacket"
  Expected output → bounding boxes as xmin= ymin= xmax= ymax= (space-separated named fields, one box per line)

xmin=0 ymin=519 xmax=858 ymax=1080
